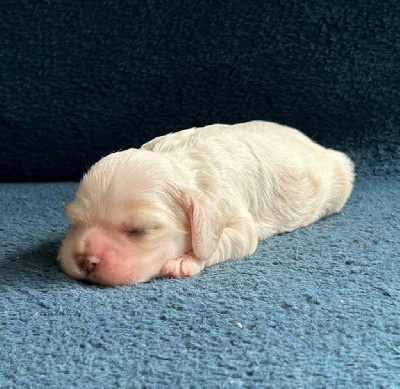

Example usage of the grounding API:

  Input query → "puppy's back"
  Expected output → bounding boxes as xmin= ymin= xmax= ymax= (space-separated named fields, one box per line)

xmin=142 ymin=121 xmax=322 ymax=155
xmin=142 ymin=121 xmax=354 ymax=236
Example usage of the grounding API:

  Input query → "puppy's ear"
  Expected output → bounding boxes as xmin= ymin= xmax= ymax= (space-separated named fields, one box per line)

xmin=185 ymin=192 xmax=224 ymax=261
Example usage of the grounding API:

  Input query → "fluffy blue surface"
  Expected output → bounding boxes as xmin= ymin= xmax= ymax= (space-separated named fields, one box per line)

xmin=1 ymin=169 xmax=399 ymax=387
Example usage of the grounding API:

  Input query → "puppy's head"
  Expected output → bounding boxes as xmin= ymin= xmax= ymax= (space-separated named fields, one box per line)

xmin=58 ymin=149 xmax=223 ymax=286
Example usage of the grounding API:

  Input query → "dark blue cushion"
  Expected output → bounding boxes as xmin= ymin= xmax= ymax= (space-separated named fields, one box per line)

xmin=1 ymin=0 xmax=399 ymax=181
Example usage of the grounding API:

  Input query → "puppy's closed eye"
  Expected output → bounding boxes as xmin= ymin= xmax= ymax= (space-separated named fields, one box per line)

xmin=125 ymin=228 xmax=148 ymax=237
xmin=123 ymin=223 xmax=161 ymax=238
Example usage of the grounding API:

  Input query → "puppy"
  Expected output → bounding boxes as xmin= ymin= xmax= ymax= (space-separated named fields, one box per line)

xmin=58 ymin=121 xmax=354 ymax=286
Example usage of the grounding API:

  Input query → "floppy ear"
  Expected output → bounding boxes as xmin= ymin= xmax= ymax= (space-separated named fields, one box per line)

xmin=186 ymin=192 xmax=224 ymax=261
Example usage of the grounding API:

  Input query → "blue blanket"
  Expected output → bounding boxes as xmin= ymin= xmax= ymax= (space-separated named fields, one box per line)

xmin=1 ymin=168 xmax=399 ymax=387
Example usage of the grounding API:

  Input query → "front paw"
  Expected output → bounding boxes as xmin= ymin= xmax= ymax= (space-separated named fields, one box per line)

xmin=161 ymin=252 xmax=204 ymax=278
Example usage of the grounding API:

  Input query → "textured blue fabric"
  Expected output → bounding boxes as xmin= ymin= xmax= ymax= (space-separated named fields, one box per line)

xmin=1 ymin=168 xmax=399 ymax=387
xmin=1 ymin=0 xmax=399 ymax=181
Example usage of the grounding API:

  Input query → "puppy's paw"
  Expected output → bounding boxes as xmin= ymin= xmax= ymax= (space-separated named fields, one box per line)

xmin=162 ymin=252 xmax=204 ymax=278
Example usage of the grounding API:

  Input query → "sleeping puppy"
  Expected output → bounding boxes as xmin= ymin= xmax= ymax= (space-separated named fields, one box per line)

xmin=58 ymin=121 xmax=354 ymax=286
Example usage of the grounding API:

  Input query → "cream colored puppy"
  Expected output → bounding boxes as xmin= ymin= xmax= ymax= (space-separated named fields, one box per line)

xmin=58 ymin=121 xmax=354 ymax=286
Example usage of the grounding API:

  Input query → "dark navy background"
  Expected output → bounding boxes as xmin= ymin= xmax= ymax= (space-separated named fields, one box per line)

xmin=1 ymin=0 xmax=399 ymax=181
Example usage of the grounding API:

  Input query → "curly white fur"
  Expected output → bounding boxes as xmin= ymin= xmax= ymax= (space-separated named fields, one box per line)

xmin=58 ymin=121 xmax=354 ymax=285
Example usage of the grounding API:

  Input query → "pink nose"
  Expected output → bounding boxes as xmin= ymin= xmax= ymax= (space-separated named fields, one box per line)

xmin=77 ymin=254 xmax=101 ymax=274
xmin=76 ymin=231 xmax=119 ymax=275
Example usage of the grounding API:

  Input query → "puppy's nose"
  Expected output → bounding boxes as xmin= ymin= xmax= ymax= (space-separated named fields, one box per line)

xmin=77 ymin=254 xmax=101 ymax=274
